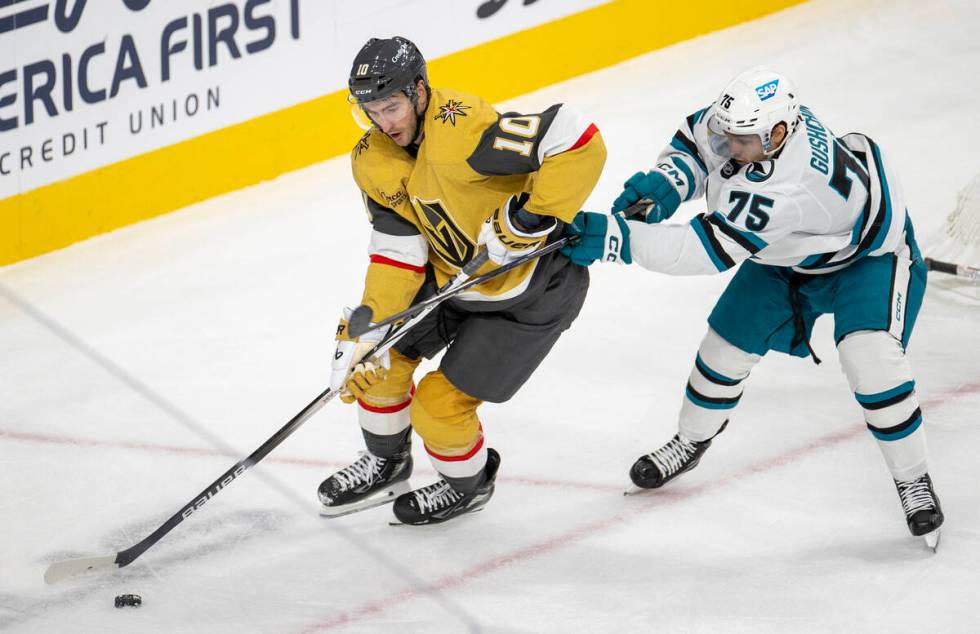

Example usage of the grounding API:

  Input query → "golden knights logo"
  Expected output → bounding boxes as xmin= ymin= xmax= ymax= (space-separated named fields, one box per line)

xmin=434 ymin=99 xmax=470 ymax=126
xmin=413 ymin=197 xmax=475 ymax=267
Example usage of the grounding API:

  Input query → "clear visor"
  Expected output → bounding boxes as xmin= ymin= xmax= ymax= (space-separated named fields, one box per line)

xmin=706 ymin=114 xmax=731 ymax=157
xmin=348 ymin=94 xmax=376 ymax=131
xmin=706 ymin=113 xmax=768 ymax=156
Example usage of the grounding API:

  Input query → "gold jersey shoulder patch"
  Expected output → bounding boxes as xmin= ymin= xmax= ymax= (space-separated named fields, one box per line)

xmin=351 ymin=127 xmax=415 ymax=219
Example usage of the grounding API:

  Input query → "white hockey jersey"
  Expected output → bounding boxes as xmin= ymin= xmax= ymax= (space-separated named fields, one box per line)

xmin=627 ymin=105 xmax=910 ymax=275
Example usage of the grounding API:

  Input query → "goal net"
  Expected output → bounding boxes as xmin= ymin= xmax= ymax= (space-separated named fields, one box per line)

xmin=924 ymin=173 xmax=980 ymax=304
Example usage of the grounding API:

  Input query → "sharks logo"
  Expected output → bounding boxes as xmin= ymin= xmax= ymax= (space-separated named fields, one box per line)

xmin=747 ymin=160 xmax=775 ymax=182
xmin=413 ymin=198 xmax=475 ymax=267
xmin=435 ymin=99 xmax=471 ymax=126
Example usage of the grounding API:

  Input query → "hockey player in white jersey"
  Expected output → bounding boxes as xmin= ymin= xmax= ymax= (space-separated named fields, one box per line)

xmin=563 ymin=68 xmax=943 ymax=548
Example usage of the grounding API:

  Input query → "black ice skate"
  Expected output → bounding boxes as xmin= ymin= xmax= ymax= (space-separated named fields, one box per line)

xmin=318 ymin=448 xmax=413 ymax=517
xmin=629 ymin=425 xmax=726 ymax=490
xmin=894 ymin=473 xmax=944 ymax=551
xmin=391 ymin=448 xmax=500 ymax=526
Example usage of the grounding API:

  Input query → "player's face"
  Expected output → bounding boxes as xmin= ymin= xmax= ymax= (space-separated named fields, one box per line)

xmin=362 ymin=93 xmax=418 ymax=147
xmin=725 ymin=132 xmax=765 ymax=164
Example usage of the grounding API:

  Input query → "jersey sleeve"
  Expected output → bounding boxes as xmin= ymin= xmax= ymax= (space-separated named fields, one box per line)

xmin=649 ymin=107 xmax=714 ymax=205
xmin=628 ymin=175 xmax=804 ymax=275
xmin=467 ymin=103 xmax=606 ymax=223
xmin=349 ymin=132 xmax=429 ymax=322
xmin=357 ymin=193 xmax=429 ymax=322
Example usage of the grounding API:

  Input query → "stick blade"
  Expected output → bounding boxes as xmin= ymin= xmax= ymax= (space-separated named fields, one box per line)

xmin=44 ymin=554 xmax=118 ymax=584
xmin=347 ymin=305 xmax=375 ymax=338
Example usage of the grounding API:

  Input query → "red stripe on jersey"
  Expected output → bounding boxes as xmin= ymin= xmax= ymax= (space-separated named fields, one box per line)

xmin=426 ymin=434 xmax=485 ymax=462
xmin=358 ymin=385 xmax=416 ymax=413
xmin=565 ymin=123 xmax=599 ymax=153
xmin=369 ymin=254 xmax=426 ymax=274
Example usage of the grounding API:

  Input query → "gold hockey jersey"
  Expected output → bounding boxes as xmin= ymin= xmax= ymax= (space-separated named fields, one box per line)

xmin=351 ymin=86 xmax=606 ymax=321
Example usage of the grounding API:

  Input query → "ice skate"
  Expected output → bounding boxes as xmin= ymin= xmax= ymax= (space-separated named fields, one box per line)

xmin=628 ymin=431 xmax=717 ymax=492
xmin=391 ymin=449 xmax=500 ymax=525
xmin=895 ymin=473 xmax=944 ymax=551
xmin=318 ymin=448 xmax=413 ymax=517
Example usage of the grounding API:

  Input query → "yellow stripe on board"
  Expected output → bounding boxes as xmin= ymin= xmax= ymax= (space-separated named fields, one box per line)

xmin=0 ymin=0 xmax=805 ymax=266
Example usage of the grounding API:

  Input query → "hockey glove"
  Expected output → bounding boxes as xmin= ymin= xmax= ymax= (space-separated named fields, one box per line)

xmin=330 ymin=307 xmax=390 ymax=404
xmin=611 ymin=170 xmax=681 ymax=224
xmin=478 ymin=194 xmax=557 ymax=266
xmin=561 ymin=211 xmax=631 ymax=266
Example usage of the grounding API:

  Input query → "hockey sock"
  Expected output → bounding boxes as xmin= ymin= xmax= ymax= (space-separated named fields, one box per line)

xmin=362 ymin=427 xmax=412 ymax=459
xmin=838 ymin=330 xmax=927 ymax=481
xmin=678 ymin=328 xmax=760 ymax=442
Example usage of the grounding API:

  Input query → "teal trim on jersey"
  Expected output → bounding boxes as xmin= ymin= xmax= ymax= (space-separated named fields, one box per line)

xmin=867 ymin=143 xmax=893 ymax=253
xmin=798 ymin=253 xmax=826 ymax=267
xmin=685 ymin=385 xmax=740 ymax=409
xmin=708 ymin=253 xmax=927 ymax=359
xmin=693 ymin=107 xmax=708 ymax=124
xmin=849 ymin=210 xmax=865 ymax=245
xmin=709 ymin=212 xmax=769 ymax=251
xmin=671 ymin=156 xmax=697 ymax=202
xmin=671 ymin=137 xmax=707 ymax=173
xmin=690 ymin=217 xmax=731 ymax=272
xmin=869 ymin=413 xmax=922 ymax=441
xmin=856 ymin=380 xmax=916 ymax=405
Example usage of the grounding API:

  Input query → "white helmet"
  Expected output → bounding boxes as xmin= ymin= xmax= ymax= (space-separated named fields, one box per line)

xmin=708 ymin=67 xmax=800 ymax=154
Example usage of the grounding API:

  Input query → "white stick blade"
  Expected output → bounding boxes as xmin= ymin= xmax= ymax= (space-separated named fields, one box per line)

xmin=43 ymin=555 xmax=118 ymax=584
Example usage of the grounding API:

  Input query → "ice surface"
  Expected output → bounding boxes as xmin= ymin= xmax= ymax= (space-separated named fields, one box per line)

xmin=2 ymin=1 xmax=979 ymax=631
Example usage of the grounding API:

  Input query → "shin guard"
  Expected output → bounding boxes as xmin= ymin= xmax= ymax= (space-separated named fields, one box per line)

xmin=838 ymin=330 xmax=927 ymax=481
xmin=678 ymin=328 xmax=760 ymax=441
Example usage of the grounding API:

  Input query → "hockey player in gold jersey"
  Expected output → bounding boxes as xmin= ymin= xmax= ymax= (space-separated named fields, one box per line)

xmin=318 ymin=37 xmax=606 ymax=524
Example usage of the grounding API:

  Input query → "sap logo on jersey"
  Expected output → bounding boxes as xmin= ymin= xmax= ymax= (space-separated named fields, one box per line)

xmin=755 ymin=80 xmax=780 ymax=101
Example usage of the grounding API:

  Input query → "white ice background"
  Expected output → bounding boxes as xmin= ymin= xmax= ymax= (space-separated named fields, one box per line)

xmin=2 ymin=0 xmax=979 ymax=631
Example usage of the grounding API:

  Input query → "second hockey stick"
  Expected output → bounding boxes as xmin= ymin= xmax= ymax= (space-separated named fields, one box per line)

xmin=924 ymin=257 xmax=980 ymax=282
xmin=348 ymin=199 xmax=654 ymax=338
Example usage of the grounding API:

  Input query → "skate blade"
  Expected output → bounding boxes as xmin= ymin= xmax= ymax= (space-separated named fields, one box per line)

xmin=623 ymin=483 xmax=661 ymax=496
xmin=923 ymin=528 xmax=941 ymax=552
xmin=388 ymin=506 xmax=487 ymax=526
xmin=319 ymin=480 xmax=412 ymax=518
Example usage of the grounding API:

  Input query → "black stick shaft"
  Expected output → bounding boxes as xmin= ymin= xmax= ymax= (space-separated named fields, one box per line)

xmin=925 ymin=257 xmax=980 ymax=281
xmin=925 ymin=257 xmax=958 ymax=275
xmin=114 ymin=386 xmax=338 ymax=567
xmin=349 ymin=199 xmax=653 ymax=338
xmin=110 ymin=248 xmax=495 ymax=568
xmin=105 ymin=200 xmax=656 ymax=570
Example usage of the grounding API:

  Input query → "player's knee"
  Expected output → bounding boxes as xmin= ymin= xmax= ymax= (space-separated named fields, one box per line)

xmin=838 ymin=330 xmax=911 ymax=394
xmin=697 ymin=328 xmax=760 ymax=382
xmin=358 ymin=349 xmax=419 ymax=407
xmin=411 ymin=371 xmax=482 ymax=454
xmin=357 ymin=349 xmax=420 ymax=436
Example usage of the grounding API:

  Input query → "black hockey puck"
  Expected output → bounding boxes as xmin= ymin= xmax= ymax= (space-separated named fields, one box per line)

xmin=114 ymin=594 xmax=142 ymax=608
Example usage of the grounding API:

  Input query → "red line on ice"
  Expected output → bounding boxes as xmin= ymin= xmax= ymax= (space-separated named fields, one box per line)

xmin=297 ymin=381 xmax=980 ymax=633
xmin=0 ymin=429 xmax=619 ymax=492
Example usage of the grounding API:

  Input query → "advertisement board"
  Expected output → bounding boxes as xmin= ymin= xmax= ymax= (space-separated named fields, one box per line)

xmin=0 ymin=0 xmax=610 ymax=198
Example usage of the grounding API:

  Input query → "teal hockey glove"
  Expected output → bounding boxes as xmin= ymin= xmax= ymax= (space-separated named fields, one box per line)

xmin=611 ymin=170 xmax=681 ymax=223
xmin=561 ymin=211 xmax=631 ymax=266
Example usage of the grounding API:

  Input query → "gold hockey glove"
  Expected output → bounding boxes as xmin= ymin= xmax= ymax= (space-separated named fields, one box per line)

xmin=330 ymin=307 xmax=390 ymax=404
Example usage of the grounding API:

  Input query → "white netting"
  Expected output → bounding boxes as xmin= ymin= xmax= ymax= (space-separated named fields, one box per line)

xmin=925 ymin=173 xmax=980 ymax=304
